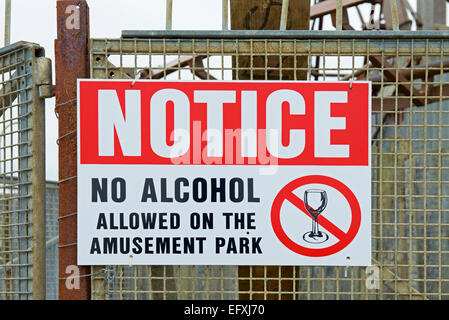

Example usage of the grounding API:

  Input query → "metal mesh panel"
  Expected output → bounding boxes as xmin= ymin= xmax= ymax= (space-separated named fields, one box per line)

xmin=0 ymin=42 xmax=46 ymax=300
xmin=90 ymin=34 xmax=449 ymax=300
xmin=46 ymin=182 xmax=58 ymax=300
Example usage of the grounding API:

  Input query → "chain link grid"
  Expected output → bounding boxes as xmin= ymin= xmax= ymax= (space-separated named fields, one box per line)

xmin=90 ymin=35 xmax=449 ymax=300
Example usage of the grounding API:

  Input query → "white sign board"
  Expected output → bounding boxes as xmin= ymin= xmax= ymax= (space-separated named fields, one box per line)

xmin=77 ymin=80 xmax=371 ymax=266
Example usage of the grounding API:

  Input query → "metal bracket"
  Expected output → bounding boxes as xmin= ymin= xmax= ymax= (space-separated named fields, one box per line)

xmin=35 ymin=57 xmax=55 ymax=98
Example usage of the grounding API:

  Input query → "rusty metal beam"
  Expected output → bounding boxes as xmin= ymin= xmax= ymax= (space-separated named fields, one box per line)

xmin=336 ymin=22 xmax=427 ymax=108
xmin=369 ymin=55 xmax=425 ymax=106
xmin=372 ymin=84 xmax=449 ymax=111
xmin=368 ymin=58 xmax=449 ymax=83
xmin=188 ymin=56 xmax=218 ymax=80
xmin=310 ymin=0 xmax=379 ymax=19
xmin=312 ymin=0 xmax=417 ymax=31
xmin=139 ymin=56 xmax=217 ymax=80
xmin=55 ymin=0 xmax=91 ymax=300
xmin=142 ymin=55 xmax=196 ymax=79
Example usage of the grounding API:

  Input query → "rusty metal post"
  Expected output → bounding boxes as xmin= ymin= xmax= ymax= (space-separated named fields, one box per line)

xmin=222 ymin=0 xmax=229 ymax=31
xmin=390 ymin=0 xmax=400 ymax=31
xmin=166 ymin=0 xmax=173 ymax=30
xmin=4 ymin=0 xmax=11 ymax=46
xmin=280 ymin=0 xmax=290 ymax=30
xmin=336 ymin=0 xmax=343 ymax=31
xmin=55 ymin=0 xmax=90 ymax=300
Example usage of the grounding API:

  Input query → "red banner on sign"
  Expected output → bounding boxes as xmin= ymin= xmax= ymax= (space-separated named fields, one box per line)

xmin=78 ymin=80 xmax=370 ymax=166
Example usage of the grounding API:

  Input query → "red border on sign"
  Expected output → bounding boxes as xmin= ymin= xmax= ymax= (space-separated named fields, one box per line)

xmin=271 ymin=175 xmax=361 ymax=257
xmin=78 ymin=80 xmax=370 ymax=166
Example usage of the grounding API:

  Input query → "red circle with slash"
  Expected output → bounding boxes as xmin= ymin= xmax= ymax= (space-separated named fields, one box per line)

xmin=271 ymin=175 xmax=361 ymax=257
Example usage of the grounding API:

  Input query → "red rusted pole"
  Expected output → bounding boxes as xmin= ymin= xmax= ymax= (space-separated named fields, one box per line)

xmin=55 ymin=0 xmax=91 ymax=300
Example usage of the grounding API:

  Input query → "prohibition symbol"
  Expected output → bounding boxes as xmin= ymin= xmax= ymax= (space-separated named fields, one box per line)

xmin=271 ymin=175 xmax=361 ymax=257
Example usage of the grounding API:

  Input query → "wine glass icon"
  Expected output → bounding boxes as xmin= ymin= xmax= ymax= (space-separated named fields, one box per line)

xmin=303 ymin=189 xmax=329 ymax=244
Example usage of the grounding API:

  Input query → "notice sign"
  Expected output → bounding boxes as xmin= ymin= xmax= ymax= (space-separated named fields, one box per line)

xmin=77 ymin=80 xmax=371 ymax=266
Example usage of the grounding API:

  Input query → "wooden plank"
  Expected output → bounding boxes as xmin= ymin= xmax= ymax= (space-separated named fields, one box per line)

xmin=231 ymin=0 xmax=310 ymax=300
xmin=230 ymin=0 xmax=310 ymax=80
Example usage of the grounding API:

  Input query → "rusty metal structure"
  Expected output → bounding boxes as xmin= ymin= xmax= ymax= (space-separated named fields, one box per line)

xmin=86 ymin=30 xmax=449 ymax=299
xmin=55 ymin=0 xmax=91 ymax=300
xmin=0 ymin=0 xmax=423 ymax=300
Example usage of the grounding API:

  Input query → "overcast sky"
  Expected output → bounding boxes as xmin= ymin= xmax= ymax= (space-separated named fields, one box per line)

xmin=0 ymin=0 xmax=445 ymax=181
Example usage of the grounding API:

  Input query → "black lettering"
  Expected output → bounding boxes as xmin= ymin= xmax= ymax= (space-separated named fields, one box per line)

xmin=216 ymin=237 xmax=225 ymax=253
xmin=222 ymin=212 xmax=233 ymax=229
xmin=111 ymin=178 xmax=126 ymax=203
xmin=91 ymin=237 xmax=211 ymax=256
xmin=141 ymin=178 xmax=158 ymax=202
xmin=230 ymin=178 xmax=244 ymax=202
xmin=141 ymin=213 xmax=157 ymax=229
xmin=90 ymin=238 xmax=101 ymax=254
xmin=92 ymin=178 xmax=107 ymax=202
xmin=175 ymin=178 xmax=189 ymax=202
xmin=172 ymin=237 xmax=181 ymax=254
xmin=103 ymin=237 xmax=118 ymax=254
xmin=202 ymin=213 xmax=213 ymax=229
xmin=145 ymin=237 xmax=154 ymax=254
xmin=159 ymin=212 xmax=168 ymax=229
xmin=190 ymin=212 xmax=213 ymax=230
xmin=240 ymin=237 xmax=250 ymax=254
xmin=190 ymin=212 xmax=201 ymax=229
xmin=227 ymin=238 xmax=237 ymax=254
xmin=234 ymin=213 xmax=245 ymax=229
xmin=129 ymin=213 xmax=139 ymax=229
xmin=96 ymin=213 xmax=108 ymax=229
xmin=119 ymin=213 xmax=128 ymax=230
xmin=171 ymin=213 xmax=180 ymax=229
xmin=132 ymin=237 xmax=143 ymax=254
xmin=161 ymin=178 xmax=173 ymax=202
xmin=248 ymin=179 xmax=260 ymax=203
xmin=192 ymin=178 xmax=207 ymax=202
xmin=184 ymin=237 xmax=195 ymax=253
xmin=109 ymin=213 xmax=118 ymax=230
xmin=197 ymin=237 xmax=206 ymax=254
xmin=248 ymin=212 xmax=256 ymax=230
xmin=252 ymin=237 xmax=262 ymax=254
xmin=222 ymin=212 xmax=254 ymax=229
xmin=119 ymin=237 xmax=130 ymax=254
xmin=156 ymin=237 xmax=170 ymax=253
xmin=211 ymin=178 xmax=226 ymax=202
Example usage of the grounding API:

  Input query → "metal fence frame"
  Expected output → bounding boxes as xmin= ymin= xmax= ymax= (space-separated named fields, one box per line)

xmin=89 ymin=31 xmax=449 ymax=300
xmin=0 ymin=41 xmax=48 ymax=300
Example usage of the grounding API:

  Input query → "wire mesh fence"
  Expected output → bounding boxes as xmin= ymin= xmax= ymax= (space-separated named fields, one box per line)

xmin=90 ymin=32 xmax=449 ymax=300
xmin=46 ymin=181 xmax=58 ymax=300
xmin=0 ymin=41 xmax=48 ymax=300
